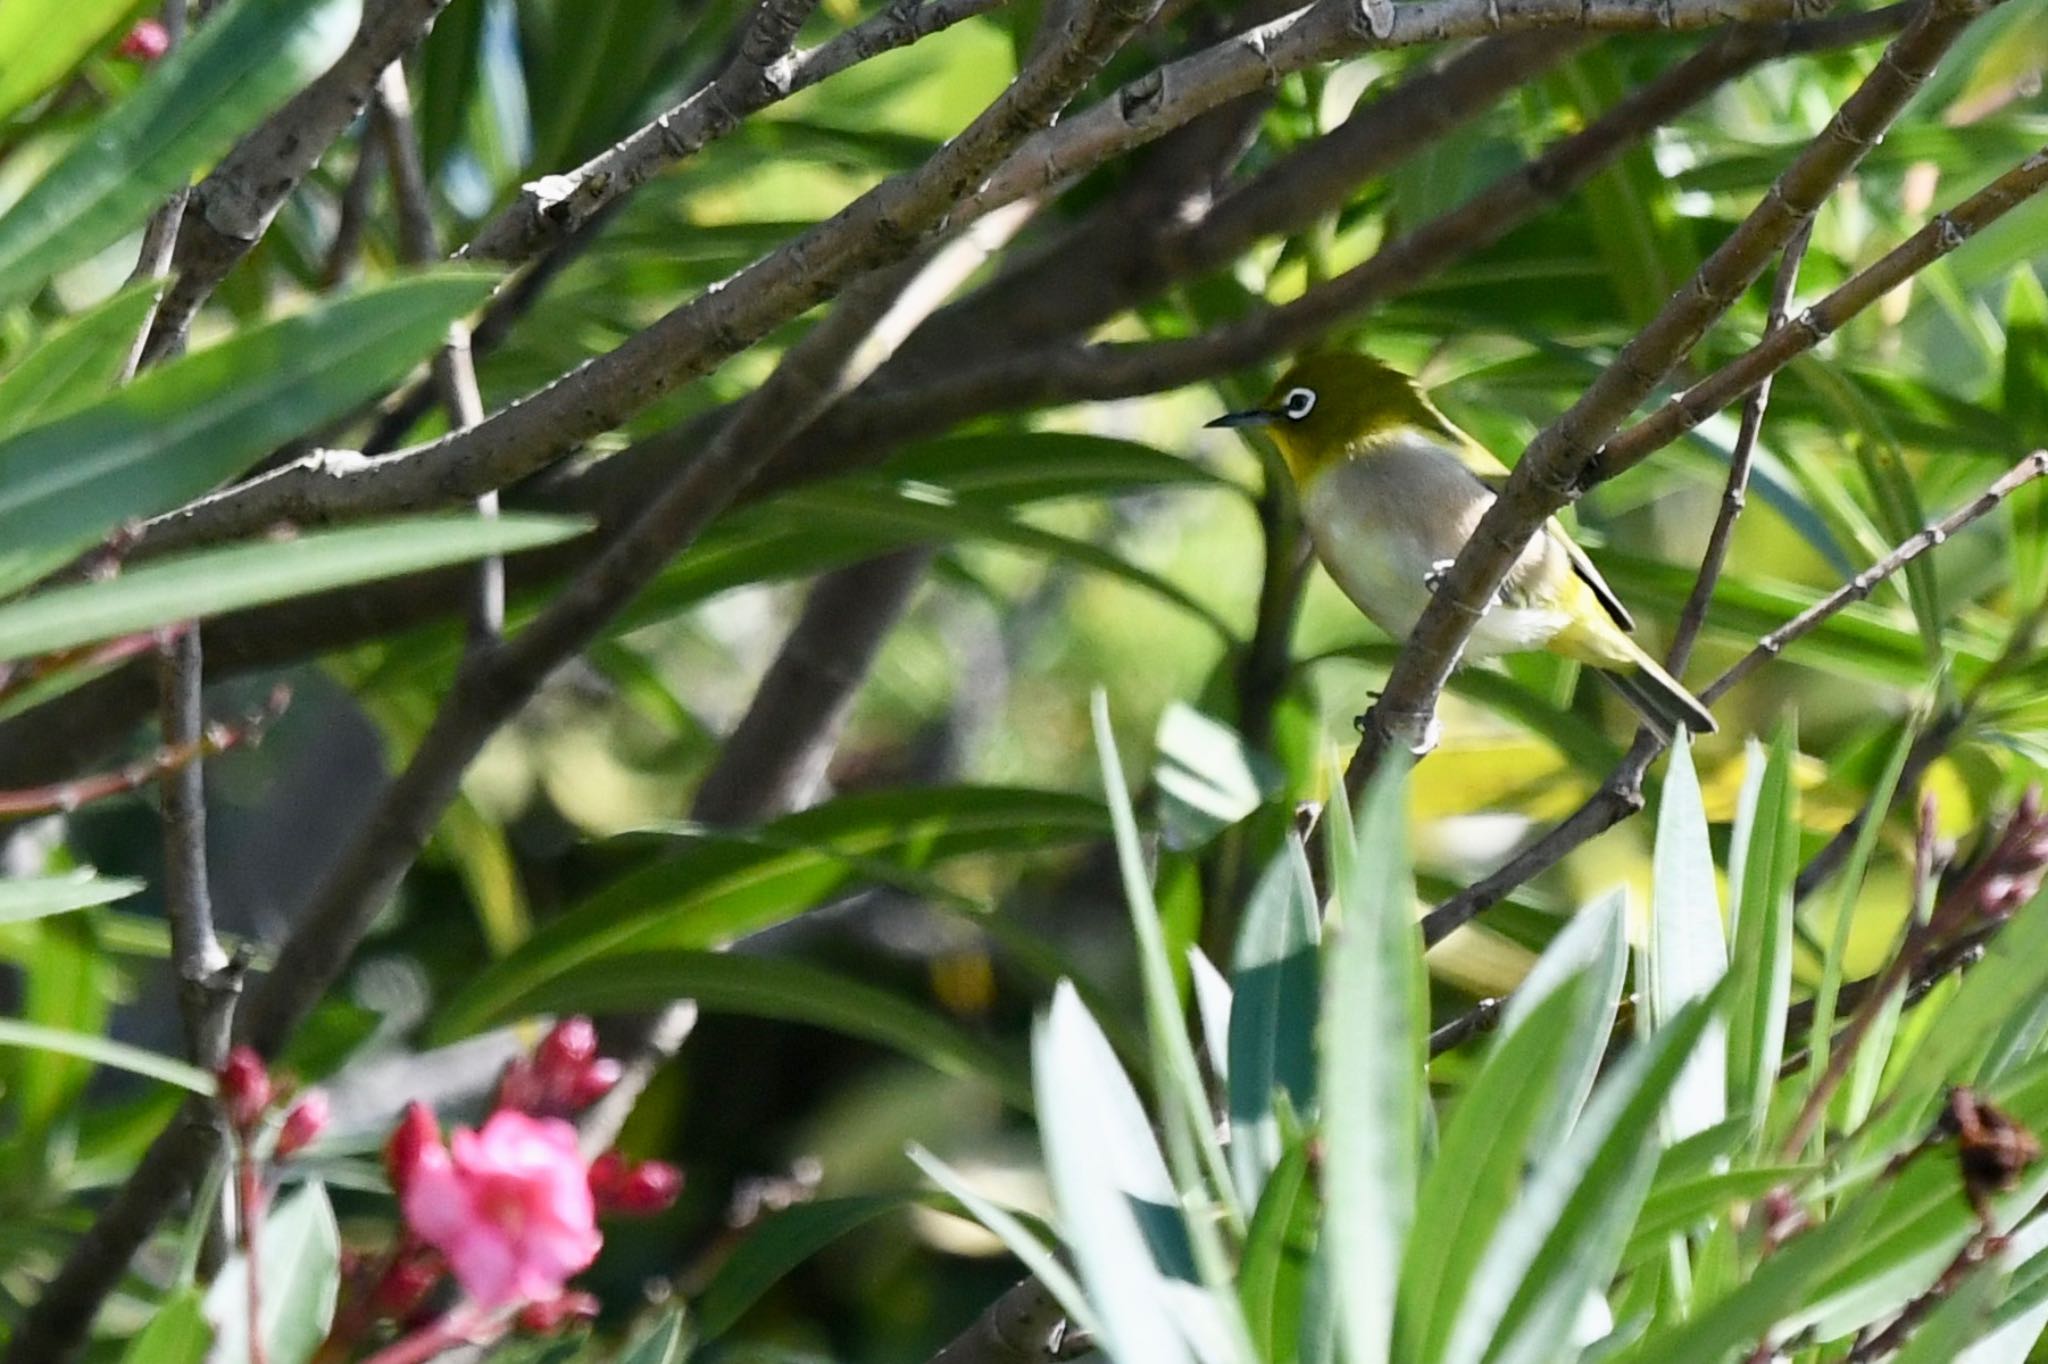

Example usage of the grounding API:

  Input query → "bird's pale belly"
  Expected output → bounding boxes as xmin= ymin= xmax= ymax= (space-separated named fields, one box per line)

xmin=1300 ymin=445 xmax=1569 ymax=659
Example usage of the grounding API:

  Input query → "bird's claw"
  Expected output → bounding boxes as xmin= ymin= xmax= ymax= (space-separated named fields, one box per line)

xmin=1423 ymin=559 xmax=1455 ymax=594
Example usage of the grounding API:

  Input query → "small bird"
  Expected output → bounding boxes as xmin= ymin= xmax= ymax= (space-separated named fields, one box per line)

xmin=1209 ymin=351 xmax=1715 ymax=737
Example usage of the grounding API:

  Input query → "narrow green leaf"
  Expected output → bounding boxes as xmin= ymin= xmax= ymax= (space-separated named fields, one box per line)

xmin=1647 ymin=734 xmax=1728 ymax=1143
xmin=693 ymin=1196 xmax=905 ymax=1340
xmin=0 ymin=0 xmax=143 ymax=123
xmin=0 ymin=286 xmax=160 ymax=441
xmin=1401 ymin=975 xmax=1582 ymax=1364
xmin=1502 ymin=889 xmax=1629 ymax=1151
xmin=0 ymin=871 xmax=142 ymax=924
xmin=1092 ymin=692 xmax=1242 ymax=1228
xmin=0 ymin=1017 xmax=211 ymax=1093
xmin=1802 ymin=712 xmax=1917 ymax=1136
xmin=203 ymin=1182 xmax=340 ymax=1364
xmin=116 ymin=1288 xmax=212 ymax=1364
xmin=1226 ymin=836 xmax=1320 ymax=1208
xmin=1442 ymin=992 xmax=1720 ymax=1364
xmin=613 ymin=1308 xmax=689 ymax=1364
xmin=2003 ymin=268 xmax=2048 ymax=600
xmin=1616 ymin=1193 xmax=1879 ymax=1364
xmin=0 ymin=514 xmax=585 ymax=662
xmin=907 ymin=1146 xmax=1102 ymax=1342
xmin=0 ymin=0 xmax=361 ymax=300
xmin=1321 ymin=755 xmax=1423 ymax=1364
xmin=430 ymin=787 xmax=1105 ymax=1039
xmin=1034 ymin=984 xmax=1202 ymax=1364
xmin=1239 ymin=1142 xmax=1316 ymax=1364
xmin=1892 ymin=1265 xmax=2004 ymax=1364
xmin=1623 ymin=1164 xmax=1815 ymax=1264
xmin=0 ymin=273 xmax=496 ymax=595
xmin=1726 ymin=723 xmax=1799 ymax=1145
xmin=1960 ymin=1214 xmax=2048 ymax=1363
xmin=444 ymin=950 xmax=1033 ymax=1111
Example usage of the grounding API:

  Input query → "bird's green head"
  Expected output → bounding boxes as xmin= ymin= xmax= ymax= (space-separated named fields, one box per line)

xmin=1207 ymin=351 xmax=1457 ymax=485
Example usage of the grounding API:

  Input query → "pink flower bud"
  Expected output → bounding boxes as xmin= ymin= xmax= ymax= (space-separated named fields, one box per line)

xmin=495 ymin=1057 xmax=544 ymax=1115
xmin=370 ymin=1244 xmax=444 ymax=1320
xmin=386 ymin=1102 xmax=443 ymax=1200
xmin=569 ymin=1057 xmax=623 ymax=1109
xmin=275 ymin=1090 xmax=330 ymax=1158
xmin=613 ymin=1160 xmax=683 ymax=1215
xmin=217 ymin=1046 xmax=271 ymax=1133
xmin=116 ymin=19 xmax=169 ymax=61
xmin=516 ymin=1289 xmax=600 ymax=1333
xmin=536 ymin=1017 xmax=598 ymax=1084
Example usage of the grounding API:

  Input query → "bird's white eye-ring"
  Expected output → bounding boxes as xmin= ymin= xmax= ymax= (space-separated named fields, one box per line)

xmin=1282 ymin=387 xmax=1317 ymax=420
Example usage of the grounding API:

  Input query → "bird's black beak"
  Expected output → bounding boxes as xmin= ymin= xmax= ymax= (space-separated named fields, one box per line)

xmin=1206 ymin=408 xmax=1278 ymax=429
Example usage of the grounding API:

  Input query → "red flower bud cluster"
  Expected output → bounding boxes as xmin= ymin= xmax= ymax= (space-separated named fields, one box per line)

xmin=494 ymin=1016 xmax=623 ymax=1118
xmin=214 ymin=1045 xmax=329 ymax=1155
xmin=345 ymin=1017 xmax=684 ymax=1349
xmin=587 ymin=1150 xmax=684 ymax=1215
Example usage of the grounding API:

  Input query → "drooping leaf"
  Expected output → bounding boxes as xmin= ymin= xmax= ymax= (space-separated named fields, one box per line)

xmin=0 ymin=286 xmax=160 ymax=441
xmin=441 ymin=950 xmax=1032 ymax=1110
xmin=0 ymin=273 xmax=496 ymax=595
xmin=431 ymin=786 xmax=1106 ymax=1039
xmin=693 ymin=1197 xmax=906 ymax=1340
xmin=0 ymin=514 xmax=586 ymax=662
xmin=0 ymin=871 xmax=143 ymax=925
xmin=1154 ymin=703 xmax=1281 ymax=851
xmin=907 ymin=1146 xmax=1102 ymax=1342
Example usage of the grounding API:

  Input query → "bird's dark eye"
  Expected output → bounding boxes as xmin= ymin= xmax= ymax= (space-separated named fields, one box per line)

xmin=1283 ymin=387 xmax=1317 ymax=420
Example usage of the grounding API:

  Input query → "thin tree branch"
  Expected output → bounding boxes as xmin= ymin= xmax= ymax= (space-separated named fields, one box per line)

xmin=376 ymin=62 xmax=500 ymax=640
xmin=463 ymin=0 xmax=825 ymax=262
xmin=1595 ymin=142 xmax=2048 ymax=481
xmin=925 ymin=1277 xmax=1068 ymax=1364
xmin=1420 ymin=450 xmax=2048 ymax=943
xmin=1347 ymin=0 xmax=2000 ymax=781
xmin=1664 ymin=220 xmax=1812 ymax=671
xmin=140 ymin=0 xmax=455 ymax=364
xmin=155 ymin=635 xmax=239 ymax=1071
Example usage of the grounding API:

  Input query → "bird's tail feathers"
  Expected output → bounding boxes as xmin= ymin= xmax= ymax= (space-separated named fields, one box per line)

xmin=1599 ymin=654 xmax=1717 ymax=739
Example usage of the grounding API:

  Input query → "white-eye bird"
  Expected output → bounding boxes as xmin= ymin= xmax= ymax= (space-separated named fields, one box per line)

xmin=1209 ymin=351 xmax=1716 ymax=737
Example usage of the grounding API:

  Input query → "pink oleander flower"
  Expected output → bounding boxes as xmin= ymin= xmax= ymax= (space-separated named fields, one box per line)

xmin=399 ymin=1110 xmax=602 ymax=1309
